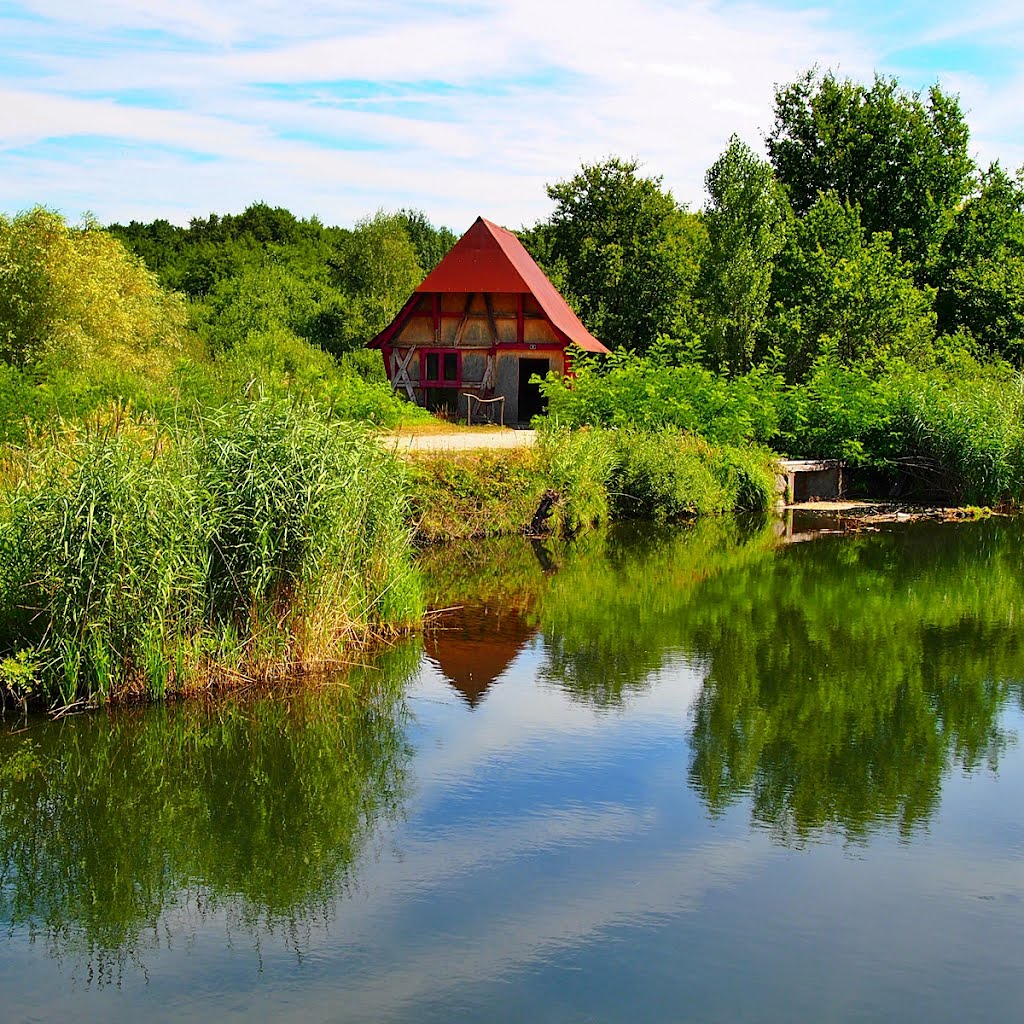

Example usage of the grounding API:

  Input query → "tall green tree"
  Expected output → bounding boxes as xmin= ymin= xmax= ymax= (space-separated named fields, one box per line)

xmin=934 ymin=163 xmax=1024 ymax=361
xmin=0 ymin=208 xmax=187 ymax=371
xmin=335 ymin=211 xmax=424 ymax=338
xmin=527 ymin=157 xmax=704 ymax=353
xmin=700 ymin=136 xmax=790 ymax=371
xmin=767 ymin=193 xmax=937 ymax=375
xmin=766 ymin=70 xmax=975 ymax=271
xmin=397 ymin=208 xmax=457 ymax=274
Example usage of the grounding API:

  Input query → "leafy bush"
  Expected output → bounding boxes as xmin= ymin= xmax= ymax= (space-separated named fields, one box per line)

xmin=775 ymin=352 xmax=901 ymax=464
xmin=610 ymin=431 xmax=730 ymax=521
xmin=541 ymin=347 xmax=782 ymax=445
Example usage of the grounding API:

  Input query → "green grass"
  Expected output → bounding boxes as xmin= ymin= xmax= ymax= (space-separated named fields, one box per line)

xmin=407 ymin=425 xmax=776 ymax=544
xmin=0 ymin=396 xmax=422 ymax=708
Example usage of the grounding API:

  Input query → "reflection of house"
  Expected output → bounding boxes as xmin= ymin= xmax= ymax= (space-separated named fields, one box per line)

xmin=423 ymin=606 xmax=536 ymax=707
xmin=369 ymin=217 xmax=609 ymax=424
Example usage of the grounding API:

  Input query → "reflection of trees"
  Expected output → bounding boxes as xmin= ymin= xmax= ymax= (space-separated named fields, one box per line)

xmin=0 ymin=649 xmax=415 ymax=977
xmin=537 ymin=518 xmax=778 ymax=707
xmin=429 ymin=519 xmax=1024 ymax=845
xmin=684 ymin=525 xmax=1024 ymax=843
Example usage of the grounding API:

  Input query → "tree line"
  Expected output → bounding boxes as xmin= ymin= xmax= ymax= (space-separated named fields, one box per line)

xmin=107 ymin=205 xmax=456 ymax=359
xmin=3 ymin=65 xmax=1024 ymax=491
xmin=523 ymin=69 xmax=1024 ymax=377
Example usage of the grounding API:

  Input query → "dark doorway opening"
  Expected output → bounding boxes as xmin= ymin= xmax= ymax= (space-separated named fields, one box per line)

xmin=424 ymin=387 xmax=459 ymax=417
xmin=517 ymin=358 xmax=549 ymax=422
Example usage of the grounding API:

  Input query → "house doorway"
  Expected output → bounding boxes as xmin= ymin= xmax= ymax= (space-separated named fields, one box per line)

xmin=517 ymin=358 xmax=549 ymax=422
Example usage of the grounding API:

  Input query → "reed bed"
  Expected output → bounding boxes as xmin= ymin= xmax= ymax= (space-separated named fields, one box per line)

xmin=0 ymin=396 xmax=422 ymax=708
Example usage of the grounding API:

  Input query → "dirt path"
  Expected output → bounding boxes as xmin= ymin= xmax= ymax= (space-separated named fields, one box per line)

xmin=384 ymin=430 xmax=537 ymax=453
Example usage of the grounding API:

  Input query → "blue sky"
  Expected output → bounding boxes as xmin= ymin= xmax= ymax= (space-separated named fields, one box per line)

xmin=2 ymin=0 xmax=1023 ymax=232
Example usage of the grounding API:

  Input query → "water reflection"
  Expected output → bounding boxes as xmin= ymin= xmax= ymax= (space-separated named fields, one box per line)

xmin=2 ymin=517 xmax=1023 ymax=1010
xmin=0 ymin=648 xmax=415 ymax=979
xmin=423 ymin=606 xmax=536 ymax=707
xmin=423 ymin=518 xmax=1024 ymax=842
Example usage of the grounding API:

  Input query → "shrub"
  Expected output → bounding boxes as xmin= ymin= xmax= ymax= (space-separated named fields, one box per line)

xmin=610 ymin=430 xmax=732 ymax=521
xmin=541 ymin=348 xmax=783 ymax=445
xmin=534 ymin=425 xmax=616 ymax=534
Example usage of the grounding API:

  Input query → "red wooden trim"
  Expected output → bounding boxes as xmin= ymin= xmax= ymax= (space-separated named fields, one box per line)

xmin=494 ymin=342 xmax=565 ymax=351
xmin=436 ymin=311 xmax=519 ymax=320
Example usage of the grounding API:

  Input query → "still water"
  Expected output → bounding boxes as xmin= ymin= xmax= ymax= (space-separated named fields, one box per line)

xmin=2 ymin=516 xmax=1023 ymax=1022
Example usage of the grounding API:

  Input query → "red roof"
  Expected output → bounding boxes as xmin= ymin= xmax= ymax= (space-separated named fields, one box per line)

xmin=373 ymin=217 xmax=609 ymax=354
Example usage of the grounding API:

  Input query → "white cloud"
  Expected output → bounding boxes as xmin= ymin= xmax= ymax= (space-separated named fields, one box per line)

xmin=2 ymin=0 xmax=1021 ymax=227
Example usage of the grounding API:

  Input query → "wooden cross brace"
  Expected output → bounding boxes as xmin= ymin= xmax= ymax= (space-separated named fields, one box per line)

xmin=390 ymin=347 xmax=417 ymax=402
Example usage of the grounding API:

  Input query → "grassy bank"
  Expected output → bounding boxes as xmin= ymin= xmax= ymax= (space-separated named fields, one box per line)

xmin=0 ymin=411 xmax=777 ymax=708
xmin=0 ymin=397 xmax=422 ymax=709
xmin=408 ymin=425 xmax=777 ymax=544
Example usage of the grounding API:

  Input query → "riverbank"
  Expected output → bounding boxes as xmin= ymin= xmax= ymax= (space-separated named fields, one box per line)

xmin=0 ymin=412 xmax=780 ymax=709
xmin=2 ymin=404 xmax=1009 ymax=712
xmin=407 ymin=426 xmax=777 ymax=544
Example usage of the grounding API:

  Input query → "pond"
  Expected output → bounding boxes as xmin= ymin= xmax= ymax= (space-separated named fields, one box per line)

xmin=2 ymin=515 xmax=1023 ymax=1022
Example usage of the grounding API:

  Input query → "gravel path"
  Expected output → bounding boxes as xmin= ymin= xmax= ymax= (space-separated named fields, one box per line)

xmin=385 ymin=430 xmax=537 ymax=452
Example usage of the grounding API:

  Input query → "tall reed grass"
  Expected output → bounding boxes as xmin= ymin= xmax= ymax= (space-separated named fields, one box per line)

xmin=0 ymin=397 xmax=422 ymax=707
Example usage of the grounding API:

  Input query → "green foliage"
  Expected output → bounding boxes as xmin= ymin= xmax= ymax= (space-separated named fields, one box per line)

xmin=700 ymin=136 xmax=791 ymax=370
xmin=895 ymin=367 xmax=1024 ymax=504
xmin=175 ymin=326 xmax=427 ymax=428
xmin=775 ymin=351 xmax=899 ymax=464
xmin=111 ymin=202 xmax=454 ymax=359
xmin=408 ymin=424 xmax=774 ymax=544
xmin=934 ymin=163 xmax=1024 ymax=361
xmin=540 ymin=343 xmax=1024 ymax=504
xmin=610 ymin=430 xmax=732 ymax=520
xmin=541 ymin=346 xmax=782 ymax=445
xmin=397 ymin=208 xmax=457 ymax=273
xmin=535 ymin=425 xmax=616 ymax=535
xmin=333 ymin=210 xmax=424 ymax=340
xmin=109 ymin=202 xmax=343 ymax=298
xmin=609 ymin=430 xmax=775 ymax=520
xmin=0 ymin=208 xmax=192 ymax=441
xmin=525 ymin=157 xmax=704 ymax=352
xmin=767 ymin=69 xmax=974 ymax=269
xmin=0 ymin=208 xmax=189 ymax=370
xmin=768 ymin=194 xmax=937 ymax=374
xmin=408 ymin=448 xmax=557 ymax=542
xmin=0 ymin=396 xmax=422 ymax=706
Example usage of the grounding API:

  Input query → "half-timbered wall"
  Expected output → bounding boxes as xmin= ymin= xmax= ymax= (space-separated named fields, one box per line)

xmin=383 ymin=289 xmax=572 ymax=423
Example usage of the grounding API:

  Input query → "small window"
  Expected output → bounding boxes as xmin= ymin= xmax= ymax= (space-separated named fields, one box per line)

xmin=421 ymin=349 xmax=460 ymax=387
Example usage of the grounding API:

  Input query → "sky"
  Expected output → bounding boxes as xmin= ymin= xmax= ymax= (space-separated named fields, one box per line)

xmin=2 ymin=0 xmax=1023 ymax=233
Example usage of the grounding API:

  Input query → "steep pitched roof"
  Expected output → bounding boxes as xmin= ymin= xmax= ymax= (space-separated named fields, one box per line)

xmin=376 ymin=216 xmax=609 ymax=354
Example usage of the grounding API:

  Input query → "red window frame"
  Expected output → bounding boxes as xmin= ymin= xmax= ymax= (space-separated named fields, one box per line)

xmin=420 ymin=348 xmax=462 ymax=388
